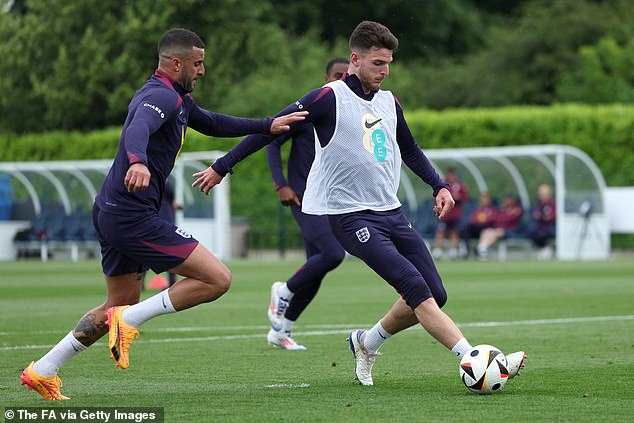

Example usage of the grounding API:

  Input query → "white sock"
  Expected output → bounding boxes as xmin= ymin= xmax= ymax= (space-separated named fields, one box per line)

xmin=363 ymin=321 xmax=392 ymax=354
xmin=281 ymin=317 xmax=295 ymax=334
xmin=278 ymin=283 xmax=294 ymax=300
xmin=33 ymin=331 xmax=87 ymax=377
xmin=451 ymin=337 xmax=473 ymax=358
xmin=122 ymin=289 xmax=176 ymax=328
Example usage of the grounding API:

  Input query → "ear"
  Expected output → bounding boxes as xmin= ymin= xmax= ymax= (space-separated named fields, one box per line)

xmin=171 ymin=57 xmax=182 ymax=72
xmin=350 ymin=51 xmax=359 ymax=66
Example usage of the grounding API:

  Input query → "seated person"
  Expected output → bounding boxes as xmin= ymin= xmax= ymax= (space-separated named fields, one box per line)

xmin=476 ymin=193 xmax=524 ymax=258
xmin=462 ymin=192 xmax=497 ymax=257
xmin=432 ymin=168 xmax=469 ymax=260
xmin=528 ymin=184 xmax=556 ymax=259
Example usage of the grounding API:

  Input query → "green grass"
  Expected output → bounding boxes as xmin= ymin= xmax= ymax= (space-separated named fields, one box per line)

xmin=1 ymin=258 xmax=633 ymax=422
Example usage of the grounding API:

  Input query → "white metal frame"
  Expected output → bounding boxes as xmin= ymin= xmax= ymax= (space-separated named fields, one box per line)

xmin=1 ymin=145 xmax=609 ymax=261
xmin=400 ymin=144 xmax=609 ymax=260
xmin=0 ymin=152 xmax=230 ymax=261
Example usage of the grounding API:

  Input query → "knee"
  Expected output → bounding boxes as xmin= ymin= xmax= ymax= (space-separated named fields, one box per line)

xmin=434 ymin=288 xmax=448 ymax=308
xmin=214 ymin=266 xmax=232 ymax=296
xmin=323 ymin=249 xmax=346 ymax=270
xmin=199 ymin=265 xmax=231 ymax=301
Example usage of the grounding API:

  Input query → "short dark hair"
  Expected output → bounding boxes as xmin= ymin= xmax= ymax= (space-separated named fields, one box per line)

xmin=349 ymin=21 xmax=398 ymax=53
xmin=325 ymin=57 xmax=349 ymax=74
xmin=158 ymin=28 xmax=205 ymax=58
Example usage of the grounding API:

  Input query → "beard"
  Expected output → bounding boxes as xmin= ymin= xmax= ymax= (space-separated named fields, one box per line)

xmin=180 ymin=76 xmax=196 ymax=92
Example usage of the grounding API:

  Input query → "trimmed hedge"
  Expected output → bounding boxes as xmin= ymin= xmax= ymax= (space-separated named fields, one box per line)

xmin=2 ymin=104 xmax=633 ymax=244
xmin=405 ymin=104 xmax=634 ymax=187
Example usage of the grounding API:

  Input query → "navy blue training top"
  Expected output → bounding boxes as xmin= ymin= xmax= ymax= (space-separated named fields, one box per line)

xmin=265 ymin=122 xmax=315 ymax=199
xmin=214 ymin=74 xmax=448 ymax=197
xmin=96 ymin=70 xmax=273 ymax=215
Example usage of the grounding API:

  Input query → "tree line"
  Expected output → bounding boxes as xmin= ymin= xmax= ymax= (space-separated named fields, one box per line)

xmin=1 ymin=0 xmax=633 ymax=134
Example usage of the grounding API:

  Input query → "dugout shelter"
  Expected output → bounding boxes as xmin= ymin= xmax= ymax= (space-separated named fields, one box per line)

xmin=398 ymin=145 xmax=610 ymax=260
xmin=0 ymin=145 xmax=609 ymax=261
xmin=0 ymin=152 xmax=229 ymax=261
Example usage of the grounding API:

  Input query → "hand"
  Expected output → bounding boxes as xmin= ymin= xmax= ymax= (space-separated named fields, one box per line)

xmin=278 ymin=186 xmax=301 ymax=206
xmin=270 ymin=111 xmax=308 ymax=134
xmin=433 ymin=188 xmax=455 ymax=219
xmin=124 ymin=163 xmax=151 ymax=192
xmin=192 ymin=166 xmax=223 ymax=195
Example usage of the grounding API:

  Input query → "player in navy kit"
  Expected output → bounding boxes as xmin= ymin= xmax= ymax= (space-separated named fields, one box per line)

xmin=193 ymin=21 xmax=526 ymax=387
xmin=20 ymin=28 xmax=306 ymax=400
xmin=265 ymin=58 xmax=349 ymax=350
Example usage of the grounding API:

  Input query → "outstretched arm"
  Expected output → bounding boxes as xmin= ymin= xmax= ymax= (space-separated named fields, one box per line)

xmin=188 ymin=101 xmax=307 ymax=138
xmin=192 ymin=112 xmax=308 ymax=194
xmin=193 ymin=87 xmax=334 ymax=194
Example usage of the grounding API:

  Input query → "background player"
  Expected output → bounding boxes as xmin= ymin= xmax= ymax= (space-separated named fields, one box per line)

xmin=265 ymin=58 xmax=349 ymax=350
xmin=192 ymin=21 xmax=525 ymax=386
xmin=20 ymin=28 xmax=306 ymax=400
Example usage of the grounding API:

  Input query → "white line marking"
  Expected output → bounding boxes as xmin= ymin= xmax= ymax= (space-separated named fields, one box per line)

xmin=265 ymin=383 xmax=310 ymax=389
xmin=2 ymin=315 xmax=632 ymax=351
xmin=0 ymin=323 xmax=369 ymax=336
xmin=457 ymin=315 xmax=634 ymax=327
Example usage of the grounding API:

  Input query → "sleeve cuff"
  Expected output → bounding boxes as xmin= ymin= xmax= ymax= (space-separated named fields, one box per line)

xmin=432 ymin=183 xmax=450 ymax=197
xmin=211 ymin=160 xmax=233 ymax=177
xmin=264 ymin=117 xmax=274 ymax=133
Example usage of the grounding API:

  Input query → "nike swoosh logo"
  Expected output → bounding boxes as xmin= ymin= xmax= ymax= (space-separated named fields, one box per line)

xmin=364 ymin=118 xmax=382 ymax=129
xmin=72 ymin=344 xmax=79 ymax=352
xmin=162 ymin=295 xmax=167 ymax=309
xmin=378 ymin=331 xmax=387 ymax=339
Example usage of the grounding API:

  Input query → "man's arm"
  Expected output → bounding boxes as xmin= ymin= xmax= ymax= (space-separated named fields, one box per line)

xmin=394 ymin=98 xmax=453 ymax=218
xmin=211 ymin=88 xmax=333 ymax=176
xmin=394 ymin=99 xmax=448 ymax=196
xmin=124 ymin=90 xmax=179 ymax=167
xmin=266 ymin=129 xmax=304 ymax=206
xmin=123 ymin=90 xmax=179 ymax=192
xmin=193 ymin=87 xmax=334 ymax=195
xmin=188 ymin=102 xmax=273 ymax=137
xmin=265 ymin=130 xmax=292 ymax=190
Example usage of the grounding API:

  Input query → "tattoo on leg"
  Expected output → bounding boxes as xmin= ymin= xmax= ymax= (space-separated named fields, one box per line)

xmin=74 ymin=312 xmax=108 ymax=346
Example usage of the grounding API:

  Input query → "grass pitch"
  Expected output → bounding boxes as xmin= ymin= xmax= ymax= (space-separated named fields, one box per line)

xmin=1 ymin=257 xmax=633 ymax=422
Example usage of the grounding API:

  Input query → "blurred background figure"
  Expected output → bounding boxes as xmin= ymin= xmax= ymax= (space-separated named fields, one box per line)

xmin=529 ymin=184 xmax=556 ymax=260
xmin=462 ymin=192 xmax=497 ymax=258
xmin=476 ymin=193 xmax=524 ymax=259
xmin=432 ymin=168 xmax=469 ymax=260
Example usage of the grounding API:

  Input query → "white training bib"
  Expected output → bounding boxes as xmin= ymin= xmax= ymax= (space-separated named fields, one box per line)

xmin=302 ymin=80 xmax=401 ymax=215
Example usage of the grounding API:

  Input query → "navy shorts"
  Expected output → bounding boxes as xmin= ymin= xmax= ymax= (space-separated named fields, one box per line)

xmin=291 ymin=204 xmax=344 ymax=258
xmin=92 ymin=204 xmax=199 ymax=276
xmin=328 ymin=208 xmax=447 ymax=309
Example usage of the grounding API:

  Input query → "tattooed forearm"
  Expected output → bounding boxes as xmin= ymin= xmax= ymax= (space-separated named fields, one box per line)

xmin=73 ymin=312 xmax=108 ymax=346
